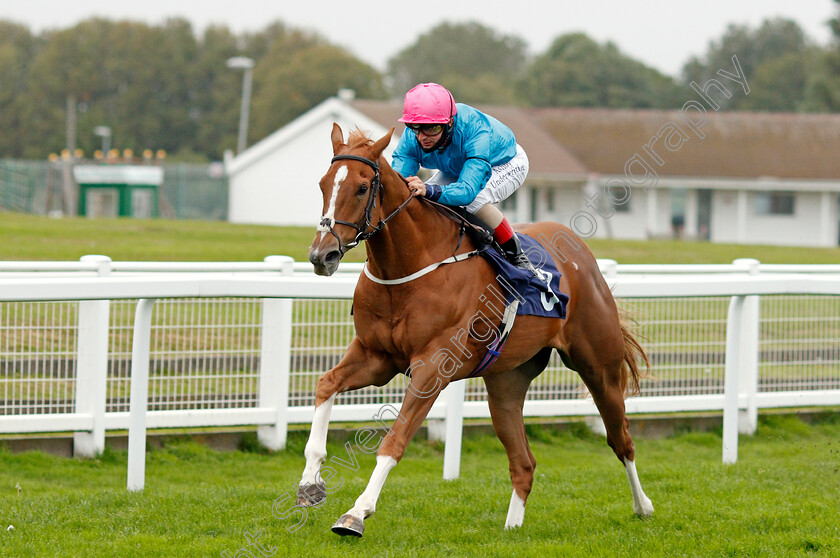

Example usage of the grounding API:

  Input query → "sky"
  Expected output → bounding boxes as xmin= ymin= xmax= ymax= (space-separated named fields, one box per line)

xmin=2 ymin=0 xmax=837 ymax=78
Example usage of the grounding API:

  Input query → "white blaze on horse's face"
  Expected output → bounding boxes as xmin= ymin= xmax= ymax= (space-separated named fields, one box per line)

xmin=317 ymin=164 xmax=348 ymax=240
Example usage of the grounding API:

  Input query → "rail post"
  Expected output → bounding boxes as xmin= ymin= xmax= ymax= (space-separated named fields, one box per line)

xmin=257 ymin=256 xmax=295 ymax=451
xmin=73 ymin=255 xmax=111 ymax=457
xmin=733 ymin=258 xmax=760 ymax=435
xmin=722 ymin=295 xmax=745 ymax=464
xmin=442 ymin=379 xmax=466 ymax=480
xmin=127 ymin=298 xmax=157 ymax=491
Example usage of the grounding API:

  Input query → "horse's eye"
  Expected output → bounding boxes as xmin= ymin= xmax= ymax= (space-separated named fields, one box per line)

xmin=356 ymin=184 xmax=368 ymax=196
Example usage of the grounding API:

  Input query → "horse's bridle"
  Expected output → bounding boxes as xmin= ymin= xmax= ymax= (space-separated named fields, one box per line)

xmin=319 ymin=154 xmax=414 ymax=254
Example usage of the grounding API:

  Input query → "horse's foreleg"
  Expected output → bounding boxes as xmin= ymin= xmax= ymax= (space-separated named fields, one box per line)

xmin=331 ymin=454 xmax=398 ymax=537
xmin=332 ymin=369 xmax=445 ymax=537
xmin=297 ymin=391 xmax=336 ymax=505
xmin=297 ymin=338 xmax=396 ymax=507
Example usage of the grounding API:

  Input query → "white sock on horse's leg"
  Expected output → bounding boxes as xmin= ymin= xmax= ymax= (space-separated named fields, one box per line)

xmin=504 ymin=489 xmax=526 ymax=529
xmin=300 ymin=393 xmax=337 ymax=485
xmin=345 ymin=455 xmax=397 ymax=520
xmin=623 ymin=457 xmax=654 ymax=517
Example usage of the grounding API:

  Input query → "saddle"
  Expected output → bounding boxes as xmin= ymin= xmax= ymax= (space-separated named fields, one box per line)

xmin=421 ymin=199 xmax=568 ymax=320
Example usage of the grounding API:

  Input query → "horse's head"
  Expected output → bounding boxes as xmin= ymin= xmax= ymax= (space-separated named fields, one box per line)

xmin=309 ymin=123 xmax=395 ymax=276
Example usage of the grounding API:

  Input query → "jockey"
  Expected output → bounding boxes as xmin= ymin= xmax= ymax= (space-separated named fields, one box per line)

xmin=391 ymin=82 xmax=536 ymax=273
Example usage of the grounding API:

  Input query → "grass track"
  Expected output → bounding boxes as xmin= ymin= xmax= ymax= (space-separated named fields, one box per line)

xmin=1 ymin=415 xmax=838 ymax=557
xmin=3 ymin=212 xmax=840 ymax=264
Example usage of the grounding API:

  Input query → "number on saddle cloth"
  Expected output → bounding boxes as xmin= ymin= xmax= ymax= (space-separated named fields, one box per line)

xmin=481 ymin=234 xmax=570 ymax=320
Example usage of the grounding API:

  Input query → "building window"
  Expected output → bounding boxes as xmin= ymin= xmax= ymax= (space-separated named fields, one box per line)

xmin=612 ymin=196 xmax=631 ymax=213
xmin=501 ymin=193 xmax=517 ymax=211
xmin=755 ymin=192 xmax=794 ymax=215
xmin=530 ymin=188 xmax=538 ymax=222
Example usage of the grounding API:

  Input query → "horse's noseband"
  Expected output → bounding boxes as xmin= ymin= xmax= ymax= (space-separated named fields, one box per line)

xmin=322 ymin=154 xmax=412 ymax=254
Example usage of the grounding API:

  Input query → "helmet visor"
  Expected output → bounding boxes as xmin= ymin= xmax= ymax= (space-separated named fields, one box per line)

xmin=406 ymin=123 xmax=445 ymax=136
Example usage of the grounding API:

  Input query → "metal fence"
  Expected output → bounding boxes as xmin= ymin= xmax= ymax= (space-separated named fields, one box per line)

xmin=0 ymin=160 xmax=227 ymax=220
xmin=160 ymin=163 xmax=228 ymax=220
xmin=0 ymin=160 xmax=52 ymax=213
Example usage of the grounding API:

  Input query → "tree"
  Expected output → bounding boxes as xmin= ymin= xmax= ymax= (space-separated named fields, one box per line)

xmin=681 ymin=18 xmax=813 ymax=111
xmin=187 ymin=21 xmax=328 ymax=158
xmin=189 ymin=25 xmax=243 ymax=158
xmin=0 ymin=21 xmax=41 ymax=157
xmin=2 ymin=19 xmax=387 ymax=160
xmin=108 ymin=19 xmax=199 ymax=155
xmin=21 ymin=18 xmax=202 ymax=159
xmin=803 ymin=0 xmax=840 ymax=112
xmin=519 ymin=33 xmax=687 ymax=109
xmin=250 ymin=43 xmax=386 ymax=140
xmin=739 ymin=50 xmax=818 ymax=112
xmin=386 ymin=22 xmax=528 ymax=104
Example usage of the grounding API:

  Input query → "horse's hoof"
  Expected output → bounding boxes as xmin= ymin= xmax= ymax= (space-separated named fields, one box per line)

xmin=634 ymin=497 xmax=654 ymax=518
xmin=296 ymin=482 xmax=326 ymax=507
xmin=331 ymin=514 xmax=364 ymax=537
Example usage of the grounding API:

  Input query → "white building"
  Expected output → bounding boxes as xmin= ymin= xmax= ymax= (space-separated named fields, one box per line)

xmin=536 ymin=108 xmax=840 ymax=247
xmin=227 ymin=96 xmax=840 ymax=247
xmin=225 ymin=94 xmax=396 ymax=227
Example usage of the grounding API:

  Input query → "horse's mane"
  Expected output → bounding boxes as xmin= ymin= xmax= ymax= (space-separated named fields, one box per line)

xmin=346 ymin=129 xmax=376 ymax=150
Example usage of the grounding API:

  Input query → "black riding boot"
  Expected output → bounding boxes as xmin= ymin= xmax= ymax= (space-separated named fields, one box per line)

xmin=501 ymin=234 xmax=538 ymax=275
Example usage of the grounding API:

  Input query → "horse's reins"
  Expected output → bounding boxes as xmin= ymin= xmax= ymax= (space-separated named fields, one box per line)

xmin=319 ymin=154 xmax=415 ymax=255
xmin=320 ymin=153 xmax=494 ymax=285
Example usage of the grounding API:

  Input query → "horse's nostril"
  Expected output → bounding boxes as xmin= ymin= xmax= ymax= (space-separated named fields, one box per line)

xmin=324 ymin=250 xmax=341 ymax=267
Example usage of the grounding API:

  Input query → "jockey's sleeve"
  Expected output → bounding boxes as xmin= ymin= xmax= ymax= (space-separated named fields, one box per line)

xmin=391 ymin=134 xmax=420 ymax=177
xmin=435 ymin=125 xmax=493 ymax=206
xmin=434 ymin=157 xmax=492 ymax=206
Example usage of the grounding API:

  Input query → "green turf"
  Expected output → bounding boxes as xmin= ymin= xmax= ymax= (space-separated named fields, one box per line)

xmin=2 ymin=212 xmax=840 ymax=263
xmin=0 ymin=213 xmax=343 ymax=263
xmin=0 ymin=415 xmax=838 ymax=557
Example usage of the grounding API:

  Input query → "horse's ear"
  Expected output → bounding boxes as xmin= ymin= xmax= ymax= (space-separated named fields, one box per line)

xmin=370 ymin=127 xmax=395 ymax=159
xmin=331 ymin=123 xmax=345 ymax=155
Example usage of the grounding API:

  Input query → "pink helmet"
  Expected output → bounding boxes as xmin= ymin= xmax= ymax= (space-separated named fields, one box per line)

xmin=398 ymin=83 xmax=457 ymax=124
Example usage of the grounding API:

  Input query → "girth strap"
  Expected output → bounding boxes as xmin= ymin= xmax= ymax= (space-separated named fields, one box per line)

xmin=467 ymin=299 xmax=519 ymax=378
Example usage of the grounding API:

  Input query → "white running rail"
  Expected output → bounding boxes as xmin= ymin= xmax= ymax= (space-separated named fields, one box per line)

xmin=0 ymin=256 xmax=838 ymax=489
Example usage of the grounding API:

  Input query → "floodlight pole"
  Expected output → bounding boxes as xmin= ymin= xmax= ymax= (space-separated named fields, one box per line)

xmin=227 ymin=57 xmax=255 ymax=154
xmin=94 ymin=126 xmax=112 ymax=155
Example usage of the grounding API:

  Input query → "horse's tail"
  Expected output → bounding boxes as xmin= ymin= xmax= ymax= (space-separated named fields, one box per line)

xmin=618 ymin=308 xmax=650 ymax=397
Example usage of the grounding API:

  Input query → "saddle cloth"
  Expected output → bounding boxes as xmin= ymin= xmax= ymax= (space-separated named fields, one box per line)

xmin=481 ymin=233 xmax=569 ymax=319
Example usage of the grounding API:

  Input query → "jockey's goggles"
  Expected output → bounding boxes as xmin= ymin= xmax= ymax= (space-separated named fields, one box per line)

xmin=406 ymin=123 xmax=445 ymax=136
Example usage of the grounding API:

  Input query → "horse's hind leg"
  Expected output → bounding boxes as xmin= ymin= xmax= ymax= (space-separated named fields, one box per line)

xmin=483 ymin=349 xmax=550 ymax=529
xmin=575 ymin=359 xmax=654 ymax=517
xmin=297 ymin=337 xmax=396 ymax=506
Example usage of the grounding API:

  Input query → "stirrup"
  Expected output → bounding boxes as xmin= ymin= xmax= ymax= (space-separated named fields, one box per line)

xmin=510 ymin=251 xmax=539 ymax=275
xmin=503 ymin=235 xmax=539 ymax=276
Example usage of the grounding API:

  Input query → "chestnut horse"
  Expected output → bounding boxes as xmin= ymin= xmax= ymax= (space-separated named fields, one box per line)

xmin=300 ymin=124 xmax=654 ymax=537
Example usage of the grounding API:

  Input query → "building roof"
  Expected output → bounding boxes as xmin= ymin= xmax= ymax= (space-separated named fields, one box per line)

xmin=232 ymin=95 xmax=840 ymax=184
xmin=73 ymin=165 xmax=163 ymax=186
xmin=533 ymin=107 xmax=840 ymax=181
